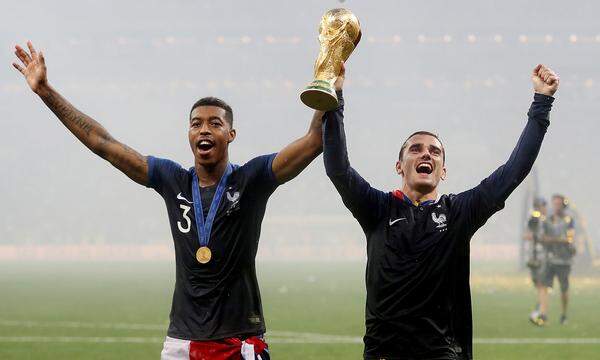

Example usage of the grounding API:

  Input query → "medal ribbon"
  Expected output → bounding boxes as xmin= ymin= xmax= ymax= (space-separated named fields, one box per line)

xmin=191 ymin=163 xmax=233 ymax=247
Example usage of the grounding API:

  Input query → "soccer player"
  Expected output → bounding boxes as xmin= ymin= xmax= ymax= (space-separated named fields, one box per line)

xmin=12 ymin=41 xmax=333 ymax=359
xmin=323 ymin=63 xmax=559 ymax=359
xmin=524 ymin=197 xmax=548 ymax=325
xmin=534 ymin=194 xmax=576 ymax=326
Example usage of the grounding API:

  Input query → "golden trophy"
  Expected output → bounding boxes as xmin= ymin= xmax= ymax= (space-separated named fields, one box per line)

xmin=300 ymin=8 xmax=361 ymax=111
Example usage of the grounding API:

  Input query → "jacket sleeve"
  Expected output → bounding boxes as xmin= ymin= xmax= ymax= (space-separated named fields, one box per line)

xmin=454 ymin=93 xmax=554 ymax=232
xmin=323 ymin=90 xmax=388 ymax=231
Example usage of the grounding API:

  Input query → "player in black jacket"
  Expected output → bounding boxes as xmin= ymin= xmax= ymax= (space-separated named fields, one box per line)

xmin=323 ymin=64 xmax=559 ymax=359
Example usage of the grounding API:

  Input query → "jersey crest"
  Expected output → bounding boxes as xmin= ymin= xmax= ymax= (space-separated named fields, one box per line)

xmin=431 ymin=212 xmax=447 ymax=229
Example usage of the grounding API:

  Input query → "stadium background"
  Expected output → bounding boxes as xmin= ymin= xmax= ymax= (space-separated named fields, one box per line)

xmin=1 ymin=0 xmax=599 ymax=359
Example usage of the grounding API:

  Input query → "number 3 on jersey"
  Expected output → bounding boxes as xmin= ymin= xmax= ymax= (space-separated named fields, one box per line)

xmin=178 ymin=204 xmax=192 ymax=233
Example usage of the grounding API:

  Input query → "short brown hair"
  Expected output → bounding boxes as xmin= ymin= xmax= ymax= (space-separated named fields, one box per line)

xmin=398 ymin=131 xmax=445 ymax=163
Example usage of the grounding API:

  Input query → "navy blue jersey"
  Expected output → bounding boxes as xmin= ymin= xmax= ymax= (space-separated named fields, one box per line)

xmin=146 ymin=154 xmax=278 ymax=341
xmin=323 ymin=91 xmax=554 ymax=359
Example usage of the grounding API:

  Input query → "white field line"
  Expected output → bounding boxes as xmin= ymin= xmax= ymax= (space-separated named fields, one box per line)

xmin=271 ymin=335 xmax=363 ymax=344
xmin=0 ymin=319 xmax=165 ymax=331
xmin=0 ymin=336 xmax=599 ymax=345
xmin=0 ymin=320 xmax=353 ymax=340
xmin=0 ymin=336 xmax=163 ymax=344
xmin=271 ymin=337 xmax=600 ymax=345
xmin=269 ymin=331 xmax=360 ymax=340
xmin=474 ymin=338 xmax=600 ymax=344
xmin=1 ymin=320 xmax=599 ymax=345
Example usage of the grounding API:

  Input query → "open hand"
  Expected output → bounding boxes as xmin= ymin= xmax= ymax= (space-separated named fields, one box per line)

xmin=12 ymin=41 xmax=48 ymax=95
xmin=532 ymin=64 xmax=559 ymax=97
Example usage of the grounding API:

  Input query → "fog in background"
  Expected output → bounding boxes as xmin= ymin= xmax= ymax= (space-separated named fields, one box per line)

xmin=1 ymin=0 xmax=598 ymax=258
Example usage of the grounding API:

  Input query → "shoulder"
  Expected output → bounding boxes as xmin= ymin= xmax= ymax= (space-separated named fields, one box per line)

xmin=149 ymin=156 xmax=187 ymax=176
xmin=442 ymin=193 xmax=456 ymax=205
xmin=241 ymin=153 xmax=277 ymax=170
xmin=147 ymin=156 xmax=190 ymax=190
xmin=443 ymin=193 xmax=465 ymax=217
xmin=148 ymin=155 xmax=184 ymax=169
xmin=432 ymin=194 xmax=453 ymax=210
xmin=238 ymin=153 xmax=277 ymax=181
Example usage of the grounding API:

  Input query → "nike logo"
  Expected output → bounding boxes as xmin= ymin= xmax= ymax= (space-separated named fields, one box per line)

xmin=177 ymin=192 xmax=193 ymax=204
xmin=389 ymin=217 xmax=407 ymax=226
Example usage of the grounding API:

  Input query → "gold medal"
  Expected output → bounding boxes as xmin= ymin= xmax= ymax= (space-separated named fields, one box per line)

xmin=196 ymin=246 xmax=212 ymax=264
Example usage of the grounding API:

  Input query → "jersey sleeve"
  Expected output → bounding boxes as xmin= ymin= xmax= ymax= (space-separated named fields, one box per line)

xmin=146 ymin=156 xmax=187 ymax=196
xmin=323 ymin=90 xmax=388 ymax=231
xmin=453 ymin=93 xmax=554 ymax=234
xmin=240 ymin=153 xmax=279 ymax=196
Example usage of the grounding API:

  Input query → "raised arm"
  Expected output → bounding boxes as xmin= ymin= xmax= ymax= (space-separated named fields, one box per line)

xmin=271 ymin=109 xmax=325 ymax=184
xmin=270 ymin=64 xmax=347 ymax=184
xmin=322 ymin=64 xmax=387 ymax=230
xmin=456 ymin=65 xmax=559 ymax=228
xmin=12 ymin=41 xmax=148 ymax=185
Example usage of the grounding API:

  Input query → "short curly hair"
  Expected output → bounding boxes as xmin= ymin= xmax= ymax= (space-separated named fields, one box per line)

xmin=189 ymin=97 xmax=233 ymax=126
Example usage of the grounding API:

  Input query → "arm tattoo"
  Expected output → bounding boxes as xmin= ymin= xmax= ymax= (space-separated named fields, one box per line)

xmin=42 ymin=89 xmax=95 ymax=136
xmin=40 ymin=86 xmax=148 ymax=185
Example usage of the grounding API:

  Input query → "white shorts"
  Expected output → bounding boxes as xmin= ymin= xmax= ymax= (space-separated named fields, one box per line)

xmin=161 ymin=336 xmax=190 ymax=360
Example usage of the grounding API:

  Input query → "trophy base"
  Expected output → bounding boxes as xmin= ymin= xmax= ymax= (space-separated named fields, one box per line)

xmin=300 ymin=80 xmax=338 ymax=111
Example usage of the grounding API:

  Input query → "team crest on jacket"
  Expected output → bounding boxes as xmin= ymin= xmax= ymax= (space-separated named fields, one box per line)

xmin=431 ymin=212 xmax=447 ymax=230
xmin=225 ymin=188 xmax=241 ymax=216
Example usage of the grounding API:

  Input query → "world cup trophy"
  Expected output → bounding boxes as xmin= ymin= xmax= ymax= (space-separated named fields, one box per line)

xmin=300 ymin=8 xmax=361 ymax=111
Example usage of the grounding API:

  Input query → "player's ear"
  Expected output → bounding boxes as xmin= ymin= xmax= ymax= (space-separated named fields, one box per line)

xmin=395 ymin=160 xmax=403 ymax=176
xmin=228 ymin=128 xmax=236 ymax=143
xmin=440 ymin=165 xmax=447 ymax=181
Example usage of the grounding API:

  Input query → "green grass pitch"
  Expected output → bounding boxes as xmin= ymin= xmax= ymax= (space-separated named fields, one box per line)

xmin=0 ymin=261 xmax=598 ymax=359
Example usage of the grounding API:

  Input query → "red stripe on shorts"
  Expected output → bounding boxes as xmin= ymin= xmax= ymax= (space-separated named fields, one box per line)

xmin=188 ymin=336 xmax=267 ymax=360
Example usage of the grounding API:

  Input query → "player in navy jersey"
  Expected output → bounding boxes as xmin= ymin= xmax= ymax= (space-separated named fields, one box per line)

xmin=323 ymin=63 xmax=559 ymax=359
xmin=12 ymin=41 xmax=341 ymax=360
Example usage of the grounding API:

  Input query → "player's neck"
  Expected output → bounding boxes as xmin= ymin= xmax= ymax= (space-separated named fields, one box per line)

xmin=401 ymin=185 xmax=438 ymax=205
xmin=195 ymin=156 xmax=229 ymax=187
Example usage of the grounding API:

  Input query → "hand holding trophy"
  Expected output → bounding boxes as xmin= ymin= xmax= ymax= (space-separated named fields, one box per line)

xmin=300 ymin=8 xmax=361 ymax=111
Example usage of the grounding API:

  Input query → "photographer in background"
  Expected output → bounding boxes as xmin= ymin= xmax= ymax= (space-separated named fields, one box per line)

xmin=525 ymin=198 xmax=547 ymax=325
xmin=531 ymin=194 xmax=576 ymax=326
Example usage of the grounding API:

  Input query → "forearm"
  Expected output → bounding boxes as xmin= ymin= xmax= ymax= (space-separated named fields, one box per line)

xmin=37 ymin=84 xmax=148 ymax=184
xmin=12 ymin=42 xmax=147 ymax=184
xmin=484 ymin=93 xmax=554 ymax=202
xmin=323 ymin=90 xmax=350 ymax=177
xmin=304 ymin=109 xmax=325 ymax=155
xmin=37 ymin=84 xmax=113 ymax=155
xmin=271 ymin=111 xmax=324 ymax=184
xmin=321 ymin=91 xmax=385 ymax=228
xmin=322 ymin=90 xmax=371 ymax=206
